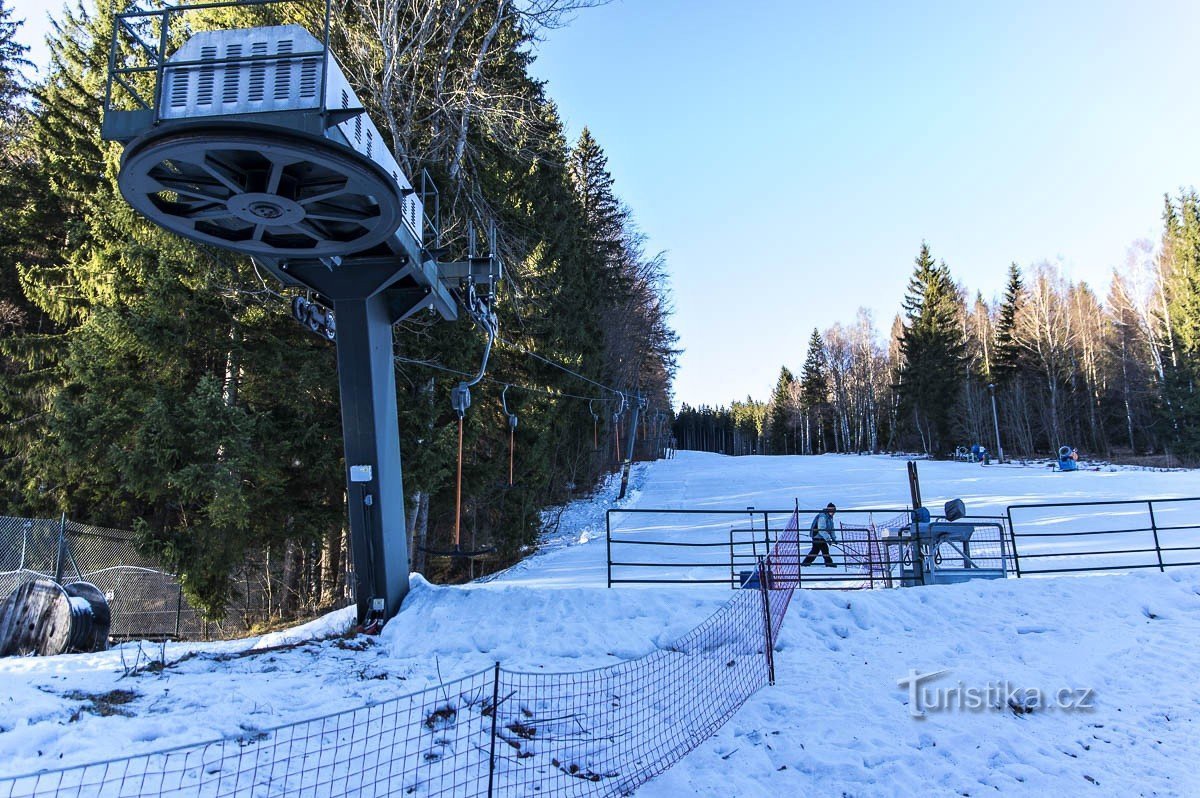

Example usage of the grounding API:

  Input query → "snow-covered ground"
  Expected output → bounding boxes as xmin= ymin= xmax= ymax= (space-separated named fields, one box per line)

xmin=2 ymin=452 xmax=1200 ymax=796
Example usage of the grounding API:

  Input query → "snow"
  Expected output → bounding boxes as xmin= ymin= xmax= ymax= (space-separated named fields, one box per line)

xmin=2 ymin=452 xmax=1200 ymax=796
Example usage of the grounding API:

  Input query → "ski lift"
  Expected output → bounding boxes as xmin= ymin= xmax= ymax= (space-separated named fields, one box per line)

xmin=612 ymin=394 xmax=627 ymax=463
xmin=97 ymin=2 xmax=510 ymax=622
xmin=588 ymin=399 xmax=600 ymax=451
xmin=422 ymin=285 xmax=499 ymax=569
xmin=501 ymin=384 xmax=518 ymax=487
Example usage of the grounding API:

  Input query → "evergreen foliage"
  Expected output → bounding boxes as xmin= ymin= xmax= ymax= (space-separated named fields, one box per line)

xmin=799 ymin=329 xmax=829 ymax=453
xmin=764 ymin=366 xmax=795 ymax=454
xmin=673 ymin=400 xmax=764 ymax=455
xmin=992 ymin=262 xmax=1024 ymax=384
xmin=1160 ymin=191 xmax=1200 ymax=456
xmin=0 ymin=1 xmax=676 ymax=618
xmin=896 ymin=243 xmax=965 ymax=455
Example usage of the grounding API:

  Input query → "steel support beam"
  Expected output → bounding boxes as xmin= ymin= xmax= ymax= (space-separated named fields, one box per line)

xmin=332 ymin=293 xmax=409 ymax=622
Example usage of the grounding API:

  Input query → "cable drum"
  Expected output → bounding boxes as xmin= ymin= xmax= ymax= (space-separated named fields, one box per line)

xmin=65 ymin=582 xmax=112 ymax=653
xmin=65 ymin=596 xmax=94 ymax=651
xmin=0 ymin=578 xmax=110 ymax=656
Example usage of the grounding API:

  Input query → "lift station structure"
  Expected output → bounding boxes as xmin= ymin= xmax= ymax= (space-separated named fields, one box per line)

xmin=101 ymin=0 xmax=501 ymax=624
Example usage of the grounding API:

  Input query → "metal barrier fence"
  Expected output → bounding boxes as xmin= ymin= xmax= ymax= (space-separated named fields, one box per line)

xmin=606 ymin=507 xmax=913 ymax=589
xmin=1006 ymin=497 xmax=1200 ymax=576
xmin=606 ymin=507 xmax=1018 ymax=590
xmin=0 ymin=512 xmax=804 ymax=798
xmin=606 ymin=498 xmax=1200 ymax=585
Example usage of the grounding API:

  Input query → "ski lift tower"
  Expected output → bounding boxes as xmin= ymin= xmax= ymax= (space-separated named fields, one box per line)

xmin=101 ymin=0 xmax=501 ymax=625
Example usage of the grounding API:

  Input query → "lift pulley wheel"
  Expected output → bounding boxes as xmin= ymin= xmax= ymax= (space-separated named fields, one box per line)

xmin=118 ymin=127 xmax=405 ymax=259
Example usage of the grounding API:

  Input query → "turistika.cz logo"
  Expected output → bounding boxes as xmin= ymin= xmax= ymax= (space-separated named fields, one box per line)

xmin=897 ymin=669 xmax=1096 ymax=719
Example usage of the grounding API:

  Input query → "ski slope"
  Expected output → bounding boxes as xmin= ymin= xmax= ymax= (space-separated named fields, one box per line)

xmin=2 ymin=452 xmax=1199 ymax=796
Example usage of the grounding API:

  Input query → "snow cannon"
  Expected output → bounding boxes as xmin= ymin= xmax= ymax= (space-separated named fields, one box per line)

xmin=890 ymin=500 xmax=1008 ymax=586
xmin=1056 ymin=445 xmax=1079 ymax=472
xmin=100 ymin=0 xmax=502 ymax=626
xmin=0 ymin=579 xmax=111 ymax=656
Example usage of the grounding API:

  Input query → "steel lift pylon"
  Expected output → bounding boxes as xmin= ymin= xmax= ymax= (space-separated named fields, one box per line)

xmin=101 ymin=1 xmax=500 ymax=626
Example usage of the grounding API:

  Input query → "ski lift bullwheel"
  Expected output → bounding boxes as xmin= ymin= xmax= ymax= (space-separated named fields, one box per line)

xmin=117 ymin=126 xmax=405 ymax=258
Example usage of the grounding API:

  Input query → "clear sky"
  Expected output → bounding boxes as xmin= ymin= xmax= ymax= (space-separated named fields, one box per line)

xmin=10 ymin=0 xmax=1200 ymax=410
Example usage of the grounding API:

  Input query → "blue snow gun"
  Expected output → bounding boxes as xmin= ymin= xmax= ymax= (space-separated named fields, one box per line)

xmin=1056 ymin=446 xmax=1079 ymax=472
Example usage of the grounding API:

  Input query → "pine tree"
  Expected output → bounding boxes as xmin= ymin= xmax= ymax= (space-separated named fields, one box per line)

xmin=897 ymin=242 xmax=966 ymax=455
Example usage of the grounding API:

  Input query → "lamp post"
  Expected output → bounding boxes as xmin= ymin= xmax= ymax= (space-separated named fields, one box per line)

xmin=988 ymin=383 xmax=1004 ymax=463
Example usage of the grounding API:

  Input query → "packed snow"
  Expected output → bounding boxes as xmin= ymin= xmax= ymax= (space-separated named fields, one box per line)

xmin=2 ymin=452 xmax=1199 ymax=796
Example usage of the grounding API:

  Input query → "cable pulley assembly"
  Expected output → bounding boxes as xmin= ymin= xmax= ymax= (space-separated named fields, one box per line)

xmin=291 ymin=295 xmax=336 ymax=341
xmin=97 ymin=0 xmax=518 ymax=621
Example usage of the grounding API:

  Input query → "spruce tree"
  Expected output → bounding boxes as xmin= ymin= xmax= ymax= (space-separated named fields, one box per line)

xmin=1161 ymin=191 xmax=1200 ymax=457
xmin=569 ymin=127 xmax=626 ymax=271
xmin=0 ymin=0 xmax=37 ymax=508
xmin=992 ymin=263 xmax=1024 ymax=385
xmin=897 ymin=242 xmax=966 ymax=455
xmin=800 ymin=329 xmax=829 ymax=453
xmin=765 ymin=366 xmax=795 ymax=454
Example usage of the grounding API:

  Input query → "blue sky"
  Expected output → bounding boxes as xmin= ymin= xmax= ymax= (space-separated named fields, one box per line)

xmin=10 ymin=0 xmax=1200 ymax=409
xmin=527 ymin=0 xmax=1200 ymax=408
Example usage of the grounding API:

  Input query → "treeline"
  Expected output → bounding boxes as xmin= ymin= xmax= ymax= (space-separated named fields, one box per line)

xmin=674 ymin=399 xmax=765 ymax=455
xmin=0 ymin=0 xmax=675 ymax=620
xmin=679 ymin=194 xmax=1200 ymax=465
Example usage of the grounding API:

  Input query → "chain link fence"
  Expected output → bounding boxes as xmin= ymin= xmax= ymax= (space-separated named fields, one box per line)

xmin=1 ymin=516 xmax=353 ymax=641
xmin=0 ymin=515 xmax=205 ymax=640
xmin=0 ymin=512 xmax=803 ymax=798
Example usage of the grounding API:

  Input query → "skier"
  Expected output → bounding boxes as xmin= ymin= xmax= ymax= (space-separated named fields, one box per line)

xmin=801 ymin=502 xmax=839 ymax=567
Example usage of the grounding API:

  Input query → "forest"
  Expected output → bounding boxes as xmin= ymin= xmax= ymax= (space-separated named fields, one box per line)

xmin=0 ymin=0 xmax=676 ymax=622
xmin=674 ymin=199 xmax=1200 ymax=466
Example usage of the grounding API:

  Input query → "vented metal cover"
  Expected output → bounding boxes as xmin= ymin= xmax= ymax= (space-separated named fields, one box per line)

xmin=162 ymin=25 xmax=423 ymax=242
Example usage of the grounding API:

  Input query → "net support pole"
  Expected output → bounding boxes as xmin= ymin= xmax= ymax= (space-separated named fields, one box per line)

xmin=757 ymin=557 xmax=775 ymax=686
xmin=488 ymin=661 xmax=500 ymax=797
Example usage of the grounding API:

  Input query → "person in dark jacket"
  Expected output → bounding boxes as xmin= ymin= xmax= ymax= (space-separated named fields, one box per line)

xmin=801 ymin=503 xmax=838 ymax=567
